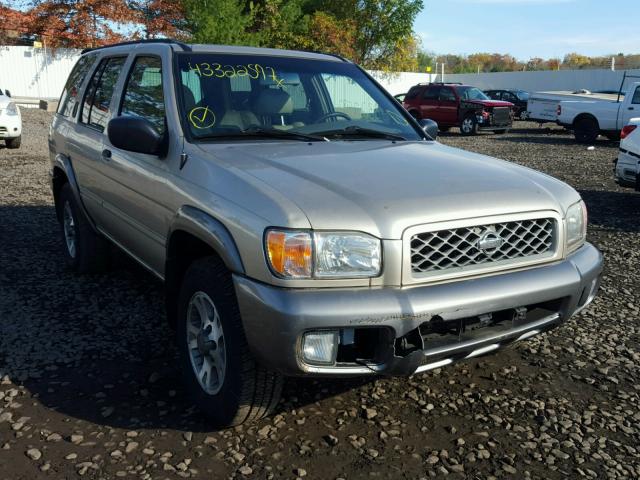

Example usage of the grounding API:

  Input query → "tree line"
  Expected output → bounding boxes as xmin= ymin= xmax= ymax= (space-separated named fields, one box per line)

xmin=2 ymin=0 xmax=639 ymax=72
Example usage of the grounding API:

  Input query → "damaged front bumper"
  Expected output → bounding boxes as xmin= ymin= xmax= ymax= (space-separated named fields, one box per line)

xmin=234 ymin=243 xmax=602 ymax=377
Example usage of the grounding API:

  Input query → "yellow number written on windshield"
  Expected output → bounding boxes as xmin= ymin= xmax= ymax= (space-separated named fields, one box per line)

xmin=188 ymin=62 xmax=284 ymax=87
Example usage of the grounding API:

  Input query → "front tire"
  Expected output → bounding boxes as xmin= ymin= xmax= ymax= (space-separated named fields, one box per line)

xmin=574 ymin=117 xmax=599 ymax=144
xmin=57 ymin=183 xmax=109 ymax=273
xmin=177 ymin=257 xmax=283 ymax=428
xmin=6 ymin=136 xmax=21 ymax=149
xmin=460 ymin=115 xmax=478 ymax=135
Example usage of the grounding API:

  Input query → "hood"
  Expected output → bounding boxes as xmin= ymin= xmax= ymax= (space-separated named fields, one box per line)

xmin=196 ymin=140 xmax=578 ymax=239
xmin=469 ymin=99 xmax=514 ymax=108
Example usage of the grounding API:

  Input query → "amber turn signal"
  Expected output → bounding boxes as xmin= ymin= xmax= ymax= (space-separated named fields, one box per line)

xmin=266 ymin=230 xmax=313 ymax=278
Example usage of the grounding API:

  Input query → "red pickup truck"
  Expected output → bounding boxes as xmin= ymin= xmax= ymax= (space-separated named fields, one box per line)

xmin=403 ymin=83 xmax=514 ymax=135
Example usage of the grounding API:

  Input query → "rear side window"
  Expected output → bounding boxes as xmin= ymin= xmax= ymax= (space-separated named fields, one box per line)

xmin=120 ymin=56 xmax=166 ymax=135
xmin=81 ymin=56 xmax=127 ymax=132
xmin=422 ymin=87 xmax=440 ymax=100
xmin=405 ymin=86 xmax=421 ymax=100
xmin=57 ymin=54 xmax=96 ymax=118
xmin=632 ymin=87 xmax=640 ymax=104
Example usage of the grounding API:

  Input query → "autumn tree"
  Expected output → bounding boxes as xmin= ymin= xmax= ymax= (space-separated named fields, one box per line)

xmin=127 ymin=0 xmax=187 ymax=40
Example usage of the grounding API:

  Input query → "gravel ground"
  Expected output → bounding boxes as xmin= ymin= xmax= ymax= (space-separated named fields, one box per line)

xmin=0 ymin=110 xmax=639 ymax=480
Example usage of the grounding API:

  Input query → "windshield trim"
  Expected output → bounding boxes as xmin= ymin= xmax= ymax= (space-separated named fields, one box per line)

xmin=172 ymin=51 xmax=428 ymax=144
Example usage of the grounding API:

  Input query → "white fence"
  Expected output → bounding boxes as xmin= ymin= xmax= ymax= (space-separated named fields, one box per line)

xmin=0 ymin=46 xmax=81 ymax=99
xmin=440 ymin=69 xmax=640 ymax=94
xmin=1 ymin=45 xmax=638 ymax=101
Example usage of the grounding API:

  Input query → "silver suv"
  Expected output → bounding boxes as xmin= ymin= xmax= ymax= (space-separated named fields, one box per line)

xmin=49 ymin=40 xmax=602 ymax=427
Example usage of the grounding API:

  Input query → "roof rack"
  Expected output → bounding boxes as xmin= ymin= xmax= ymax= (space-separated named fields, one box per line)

xmin=81 ymin=38 xmax=191 ymax=54
xmin=304 ymin=50 xmax=350 ymax=62
xmin=429 ymin=82 xmax=463 ymax=85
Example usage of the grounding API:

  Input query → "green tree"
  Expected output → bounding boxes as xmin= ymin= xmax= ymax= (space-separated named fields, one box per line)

xmin=182 ymin=0 xmax=257 ymax=45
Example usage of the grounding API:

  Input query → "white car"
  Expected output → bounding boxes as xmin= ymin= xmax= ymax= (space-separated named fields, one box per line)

xmin=615 ymin=118 xmax=640 ymax=190
xmin=0 ymin=88 xmax=22 ymax=149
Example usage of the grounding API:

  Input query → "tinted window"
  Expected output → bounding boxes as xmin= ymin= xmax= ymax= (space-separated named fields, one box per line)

xmin=120 ymin=56 xmax=166 ymax=135
xmin=57 ymin=54 xmax=96 ymax=117
xmin=422 ymin=87 xmax=440 ymax=100
xmin=632 ymin=87 xmax=640 ymax=104
xmin=485 ymin=91 xmax=500 ymax=100
xmin=81 ymin=56 xmax=126 ymax=132
xmin=439 ymin=88 xmax=456 ymax=101
xmin=405 ymin=86 xmax=421 ymax=100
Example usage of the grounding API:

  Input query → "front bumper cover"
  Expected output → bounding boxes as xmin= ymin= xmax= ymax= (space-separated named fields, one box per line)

xmin=234 ymin=243 xmax=602 ymax=377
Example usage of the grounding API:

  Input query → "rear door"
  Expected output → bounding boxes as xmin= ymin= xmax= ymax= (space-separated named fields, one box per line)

xmin=67 ymin=55 xmax=127 ymax=227
xmin=419 ymin=86 xmax=440 ymax=121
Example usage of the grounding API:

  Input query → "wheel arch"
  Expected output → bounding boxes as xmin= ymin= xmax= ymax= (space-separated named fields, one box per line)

xmin=573 ymin=112 xmax=600 ymax=130
xmin=164 ymin=206 xmax=245 ymax=327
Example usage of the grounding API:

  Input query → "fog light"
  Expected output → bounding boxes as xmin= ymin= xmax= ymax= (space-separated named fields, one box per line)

xmin=302 ymin=331 xmax=338 ymax=365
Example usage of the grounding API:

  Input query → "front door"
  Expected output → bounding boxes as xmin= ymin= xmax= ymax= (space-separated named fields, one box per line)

xmin=100 ymin=54 xmax=174 ymax=275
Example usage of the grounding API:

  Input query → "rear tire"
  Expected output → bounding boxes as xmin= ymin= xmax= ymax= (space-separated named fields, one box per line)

xmin=6 ymin=136 xmax=21 ymax=149
xmin=460 ymin=115 xmax=478 ymax=135
xmin=574 ymin=117 xmax=599 ymax=144
xmin=177 ymin=256 xmax=283 ymax=428
xmin=57 ymin=183 xmax=109 ymax=273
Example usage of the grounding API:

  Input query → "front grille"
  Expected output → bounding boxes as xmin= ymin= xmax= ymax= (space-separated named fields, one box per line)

xmin=492 ymin=107 xmax=510 ymax=125
xmin=0 ymin=127 xmax=6 ymax=133
xmin=411 ymin=218 xmax=556 ymax=275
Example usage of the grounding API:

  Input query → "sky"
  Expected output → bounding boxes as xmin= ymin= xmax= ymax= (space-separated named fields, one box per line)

xmin=414 ymin=0 xmax=640 ymax=60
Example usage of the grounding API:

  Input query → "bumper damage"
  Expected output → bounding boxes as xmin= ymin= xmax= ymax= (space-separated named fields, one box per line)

xmin=235 ymin=243 xmax=602 ymax=377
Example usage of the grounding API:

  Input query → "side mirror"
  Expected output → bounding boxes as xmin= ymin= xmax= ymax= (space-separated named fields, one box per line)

xmin=419 ymin=118 xmax=438 ymax=140
xmin=108 ymin=116 xmax=166 ymax=156
xmin=4 ymin=90 xmax=11 ymax=97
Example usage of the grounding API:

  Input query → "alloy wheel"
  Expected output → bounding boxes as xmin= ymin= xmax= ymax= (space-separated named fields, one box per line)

xmin=186 ymin=291 xmax=226 ymax=395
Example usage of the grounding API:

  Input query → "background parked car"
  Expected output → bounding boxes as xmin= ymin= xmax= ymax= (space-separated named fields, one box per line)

xmin=0 ymin=88 xmax=21 ymax=148
xmin=403 ymin=83 xmax=514 ymax=135
xmin=485 ymin=89 xmax=530 ymax=120
xmin=614 ymin=118 xmax=640 ymax=190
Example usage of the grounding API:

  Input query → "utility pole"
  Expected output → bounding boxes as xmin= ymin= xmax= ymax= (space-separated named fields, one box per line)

xmin=611 ymin=57 xmax=615 ymax=71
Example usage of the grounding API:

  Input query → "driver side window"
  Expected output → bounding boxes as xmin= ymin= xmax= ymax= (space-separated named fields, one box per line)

xmin=321 ymin=73 xmax=377 ymax=120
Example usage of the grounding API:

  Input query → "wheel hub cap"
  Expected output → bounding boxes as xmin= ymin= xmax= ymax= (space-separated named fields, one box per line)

xmin=186 ymin=292 xmax=226 ymax=395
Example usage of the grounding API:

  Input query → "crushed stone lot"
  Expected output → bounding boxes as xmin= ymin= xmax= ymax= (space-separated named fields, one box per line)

xmin=1 ymin=109 xmax=639 ymax=480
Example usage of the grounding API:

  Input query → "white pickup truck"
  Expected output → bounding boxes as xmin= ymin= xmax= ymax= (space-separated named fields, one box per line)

xmin=557 ymin=81 xmax=640 ymax=143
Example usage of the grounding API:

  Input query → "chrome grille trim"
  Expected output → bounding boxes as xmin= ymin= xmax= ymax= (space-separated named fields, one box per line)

xmin=402 ymin=211 xmax=564 ymax=285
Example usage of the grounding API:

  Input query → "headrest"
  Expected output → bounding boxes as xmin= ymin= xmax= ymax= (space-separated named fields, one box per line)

xmin=253 ymin=88 xmax=293 ymax=115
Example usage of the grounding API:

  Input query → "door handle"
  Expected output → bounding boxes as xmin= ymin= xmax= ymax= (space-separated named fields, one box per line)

xmin=101 ymin=149 xmax=112 ymax=160
xmin=629 ymin=107 xmax=635 ymax=110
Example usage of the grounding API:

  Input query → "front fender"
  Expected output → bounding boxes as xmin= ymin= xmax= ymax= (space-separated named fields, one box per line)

xmin=167 ymin=205 xmax=245 ymax=274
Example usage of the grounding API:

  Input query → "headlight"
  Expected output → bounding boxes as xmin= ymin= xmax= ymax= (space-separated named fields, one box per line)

xmin=566 ymin=200 xmax=587 ymax=253
xmin=6 ymin=102 xmax=19 ymax=116
xmin=265 ymin=229 xmax=381 ymax=279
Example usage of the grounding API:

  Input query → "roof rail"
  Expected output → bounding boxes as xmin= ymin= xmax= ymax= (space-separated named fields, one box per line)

xmin=304 ymin=50 xmax=350 ymax=62
xmin=429 ymin=82 xmax=463 ymax=85
xmin=81 ymin=38 xmax=191 ymax=54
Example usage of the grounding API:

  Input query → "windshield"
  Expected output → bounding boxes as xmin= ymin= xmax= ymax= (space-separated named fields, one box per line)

xmin=174 ymin=53 xmax=421 ymax=141
xmin=457 ymin=87 xmax=489 ymax=101
xmin=516 ymin=91 xmax=529 ymax=101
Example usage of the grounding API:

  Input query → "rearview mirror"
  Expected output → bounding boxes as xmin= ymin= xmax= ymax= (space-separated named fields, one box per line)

xmin=4 ymin=90 xmax=10 ymax=97
xmin=108 ymin=116 xmax=166 ymax=156
xmin=419 ymin=118 xmax=438 ymax=140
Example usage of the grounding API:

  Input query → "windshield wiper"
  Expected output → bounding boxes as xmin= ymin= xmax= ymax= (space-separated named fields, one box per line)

xmin=312 ymin=126 xmax=406 ymax=141
xmin=194 ymin=127 xmax=328 ymax=142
